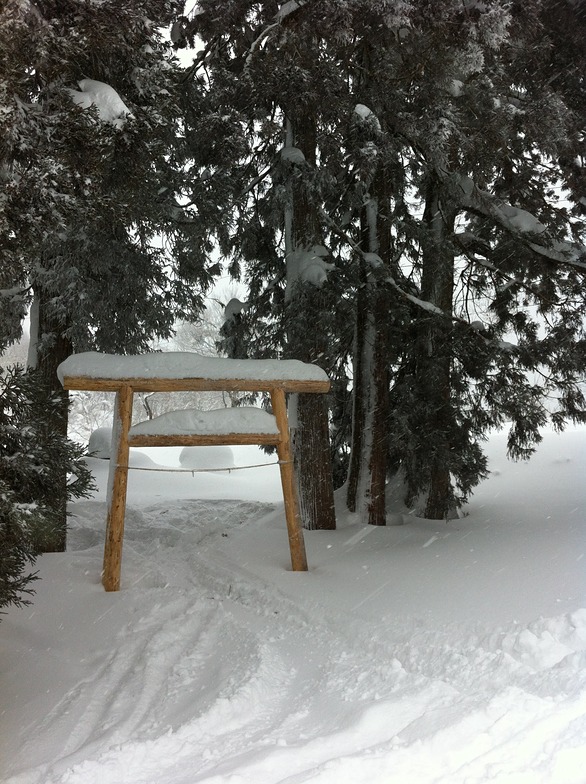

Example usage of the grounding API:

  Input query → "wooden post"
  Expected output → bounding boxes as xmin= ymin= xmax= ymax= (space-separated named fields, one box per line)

xmin=271 ymin=388 xmax=308 ymax=571
xmin=103 ymin=384 xmax=134 ymax=591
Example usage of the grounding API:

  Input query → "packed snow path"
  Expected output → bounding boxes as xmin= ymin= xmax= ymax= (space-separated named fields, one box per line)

xmin=1 ymin=430 xmax=585 ymax=784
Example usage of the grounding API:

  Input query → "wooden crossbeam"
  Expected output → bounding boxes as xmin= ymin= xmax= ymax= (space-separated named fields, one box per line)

xmin=128 ymin=433 xmax=282 ymax=448
xmin=62 ymin=375 xmax=330 ymax=394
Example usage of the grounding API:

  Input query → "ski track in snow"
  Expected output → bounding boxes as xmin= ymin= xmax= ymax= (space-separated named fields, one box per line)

xmin=3 ymin=427 xmax=586 ymax=784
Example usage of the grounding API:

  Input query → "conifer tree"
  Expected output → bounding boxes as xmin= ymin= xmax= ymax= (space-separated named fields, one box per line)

xmin=1 ymin=0 xmax=215 ymax=547
xmin=180 ymin=0 xmax=341 ymax=529
xmin=179 ymin=0 xmax=586 ymax=524
xmin=0 ymin=365 xmax=93 ymax=612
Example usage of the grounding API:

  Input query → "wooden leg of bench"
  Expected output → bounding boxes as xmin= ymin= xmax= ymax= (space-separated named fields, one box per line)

xmin=103 ymin=385 xmax=134 ymax=591
xmin=271 ymin=389 xmax=308 ymax=571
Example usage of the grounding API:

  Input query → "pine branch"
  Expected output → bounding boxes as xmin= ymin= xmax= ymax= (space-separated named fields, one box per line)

xmin=454 ymin=174 xmax=586 ymax=273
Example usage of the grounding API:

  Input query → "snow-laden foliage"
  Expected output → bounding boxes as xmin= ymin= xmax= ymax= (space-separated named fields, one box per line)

xmin=0 ymin=0 xmax=224 ymax=548
xmin=0 ymin=0 xmax=214 ymax=359
xmin=179 ymin=0 xmax=586 ymax=520
xmin=0 ymin=486 xmax=38 ymax=616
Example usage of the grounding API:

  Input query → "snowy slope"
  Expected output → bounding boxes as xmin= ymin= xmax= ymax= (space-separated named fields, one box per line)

xmin=1 ymin=429 xmax=585 ymax=784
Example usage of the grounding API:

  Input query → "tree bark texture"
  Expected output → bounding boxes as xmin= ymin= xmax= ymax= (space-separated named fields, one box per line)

xmin=346 ymin=165 xmax=392 ymax=525
xmin=414 ymin=176 xmax=457 ymax=520
xmin=345 ymin=269 xmax=367 ymax=514
xmin=284 ymin=114 xmax=336 ymax=531
xmin=34 ymin=284 xmax=73 ymax=551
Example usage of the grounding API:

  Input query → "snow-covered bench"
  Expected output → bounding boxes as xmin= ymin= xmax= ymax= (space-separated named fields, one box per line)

xmin=58 ymin=352 xmax=330 ymax=591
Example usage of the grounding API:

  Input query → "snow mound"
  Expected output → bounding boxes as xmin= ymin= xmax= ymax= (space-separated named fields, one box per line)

xmin=1 ymin=427 xmax=585 ymax=784
xmin=179 ymin=445 xmax=236 ymax=470
xmin=280 ymin=145 xmax=306 ymax=164
xmin=58 ymin=351 xmax=329 ymax=384
xmin=87 ymin=426 xmax=113 ymax=458
xmin=87 ymin=427 xmax=156 ymax=467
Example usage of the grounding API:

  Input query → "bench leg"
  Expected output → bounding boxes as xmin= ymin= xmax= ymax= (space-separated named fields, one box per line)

xmin=103 ymin=385 xmax=134 ymax=591
xmin=271 ymin=389 xmax=308 ymax=571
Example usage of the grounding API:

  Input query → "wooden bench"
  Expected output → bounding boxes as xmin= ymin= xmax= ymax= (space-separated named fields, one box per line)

xmin=58 ymin=352 xmax=331 ymax=591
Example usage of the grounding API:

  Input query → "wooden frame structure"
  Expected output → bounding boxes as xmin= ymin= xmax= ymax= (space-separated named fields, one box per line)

xmin=60 ymin=357 xmax=330 ymax=591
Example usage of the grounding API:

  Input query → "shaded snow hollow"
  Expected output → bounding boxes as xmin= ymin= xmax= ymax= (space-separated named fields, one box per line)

xmin=1 ymin=427 xmax=585 ymax=784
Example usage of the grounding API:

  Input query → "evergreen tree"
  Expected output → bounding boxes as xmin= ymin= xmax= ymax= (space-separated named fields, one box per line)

xmin=180 ymin=0 xmax=342 ymax=529
xmin=0 ymin=485 xmax=38 ymax=616
xmin=180 ymin=0 xmax=586 ymax=523
xmin=0 ymin=365 xmax=93 ymax=612
xmin=1 ymin=0 xmax=216 ymax=547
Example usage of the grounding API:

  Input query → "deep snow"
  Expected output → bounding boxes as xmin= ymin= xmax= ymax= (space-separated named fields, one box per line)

xmin=1 ymin=427 xmax=585 ymax=783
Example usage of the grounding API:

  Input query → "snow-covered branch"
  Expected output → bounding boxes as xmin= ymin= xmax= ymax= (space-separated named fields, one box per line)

xmin=244 ymin=22 xmax=279 ymax=70
xmin=276 ymin=1 xmax=310 ymax=23
xmin=66 ymin=79 xmax=132 ymax=128
xmin=243 ymin=1 xmax=311 ymax=71
xmin=456 ymin=174 xmax=586 ymax=272
xmin=318 ymin=207 xmax=502 ymax=342
xmin=0 ymin=286 xmax=29 ymax=301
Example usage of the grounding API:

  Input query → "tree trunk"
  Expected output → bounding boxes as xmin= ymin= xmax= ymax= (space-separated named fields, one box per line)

xmin=346 ymin=166 xmax=392 ymax=525
xmin=346 ymin=262 xmax=367 ymax=514
xmin=367 ymin=282 xmax=391 ymax=525
xmin=414 ymin=175 xmax=457 ymax=520
xmin=284 ymin=116 xmax=336 ymax=531
xmin=33 ymin=284 xmax=72 ymax=551
xmin=294 ymin=392 xmax=336 ymax=530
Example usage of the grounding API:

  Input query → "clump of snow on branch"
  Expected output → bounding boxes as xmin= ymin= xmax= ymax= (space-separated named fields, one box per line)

xmin=457 ymin=174 xmax=559 ymax=240
xmin=288 ymin=245 xmax=334 ymax=288
xmin=448 ymin=79 xmax=464 ymax=97
xmin=363 ymin=252 xmax=384 ymax=269
xmin=280 ymin=146 xmax=306 ymax=164
xmin=224 ymin=299 xmax=249 ymax=322
xmin=497 ymin=203 xmax=546 ymax=235
xmin=276 ymin=0 xmax=306 ymax=22
xmin=354 ymin=103 xmax=381 ymax=131
xmin=66 ymin=79 xmax=132 ymax=128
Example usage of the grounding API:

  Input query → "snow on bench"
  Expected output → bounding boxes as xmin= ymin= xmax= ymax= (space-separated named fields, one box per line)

xmin=128 ymin=407 xmax=279 ymax=447
xmin=130 ymin=407 xmax=279 ymax=436
xmin=58 ymin=351 xmax=330 ymax=393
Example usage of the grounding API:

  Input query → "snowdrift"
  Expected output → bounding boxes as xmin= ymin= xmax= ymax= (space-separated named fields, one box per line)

xmin=1 ymin=428 xmax=585 ymax=783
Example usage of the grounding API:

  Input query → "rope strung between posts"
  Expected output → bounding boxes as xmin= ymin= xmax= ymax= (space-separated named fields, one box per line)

xmin=121 ymin=460 xmax=288 ymax=475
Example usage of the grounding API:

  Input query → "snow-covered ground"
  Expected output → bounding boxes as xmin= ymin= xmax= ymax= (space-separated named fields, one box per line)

xmin=1 ymin=427 xmax=585 ymax=784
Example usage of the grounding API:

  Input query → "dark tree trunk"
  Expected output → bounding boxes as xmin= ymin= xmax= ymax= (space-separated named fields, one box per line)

xmin=345 ymin=261 xmax=367 ymax=514
xmin=294 ymin=392 xmax=336 ymax=530
xmin=346 ymin=164 xmax=392 ymax=525
xmin=285 ymin=114 xmax=336 ymax=531
xmin=34 ymin=285 xmax=72 ymax=551
xmin=413 ymin=175 xmax=457 ymax=520
xmin=366 ymin=282 xmax=390 ymax=525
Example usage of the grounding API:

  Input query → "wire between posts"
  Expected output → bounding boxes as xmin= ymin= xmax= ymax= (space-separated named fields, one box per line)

xmin=117 ymin=460 xmax=290 ymax=475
